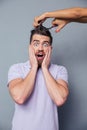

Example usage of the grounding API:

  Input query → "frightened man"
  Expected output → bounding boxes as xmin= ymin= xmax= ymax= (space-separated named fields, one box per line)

xmin=8 ymin=25 xmax=69 ymax=130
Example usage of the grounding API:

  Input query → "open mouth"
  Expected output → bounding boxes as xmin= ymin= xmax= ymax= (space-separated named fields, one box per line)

xmin=37 ymin=54 xmax=43 ymax=57
xmin=36 ymin=53 xmax=45 ymax=60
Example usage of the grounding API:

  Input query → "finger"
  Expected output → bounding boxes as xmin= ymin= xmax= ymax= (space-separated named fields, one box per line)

xmin=45 ymin=47 xmax=51 ymax=62
xmin=33 ymin=17 xmax=40 ymax=27
xmin=33 ymin=16 xmax=42 ymax=26
xmin=55 ymin=25 xmax=64 ymax=32
xmin=52 ymin=20 xmax=65 ymax=32
xmin=29 ymin=45 xmax=31 ymax=55
xmin=36 ymin=13 xmax=47 ymax=23
xmin=29 ymin=45 xmax=35 ymax=58
xmin=48 ymin=47 xmax=52 ymax=60
xmin=55 ymin=22 xmax=67 ymax=32
xmin=29 ymin=46 xmax=33 ymax=59
xmin=33 ymin=15 xmax=47 ymax=27
xmin=52 ymin=21 xmax=59 ymax=30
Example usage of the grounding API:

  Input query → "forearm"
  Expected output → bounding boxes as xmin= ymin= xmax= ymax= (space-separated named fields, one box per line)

xmin=72 ymin=17 xmax=87 ymax=23
xmin=9 ymin=67 xmax=37 ymax=104
xmin=42 ymin=67 xmax=69 ymax=106
xmin=45 ymin=7 xmax=87 ymax=19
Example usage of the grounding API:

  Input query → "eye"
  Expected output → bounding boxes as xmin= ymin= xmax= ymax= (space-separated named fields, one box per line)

xmin=43 ymin=43 xmax=50 ymax=47
xmin=33 ymin=42 xmax=39 ymax=47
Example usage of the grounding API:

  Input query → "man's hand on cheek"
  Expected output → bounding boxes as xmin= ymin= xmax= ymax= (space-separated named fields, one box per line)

xmin=42 ymin=47 xmax=52 ymax=69
xmin=29 ymin=45 xmax=38 ymax=69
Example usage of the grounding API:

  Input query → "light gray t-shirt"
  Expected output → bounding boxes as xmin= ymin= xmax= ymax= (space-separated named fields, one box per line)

xmin=8 ymin=61 xmax=68 ymax=130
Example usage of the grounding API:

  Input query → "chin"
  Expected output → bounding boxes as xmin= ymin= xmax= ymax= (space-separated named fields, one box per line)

xmin=38 ymin=60 xmax=43 ymax=67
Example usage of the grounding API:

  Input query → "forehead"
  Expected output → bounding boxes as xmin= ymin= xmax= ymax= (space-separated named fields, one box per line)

xmin=31 ymin=34 xmax=50 ymax=43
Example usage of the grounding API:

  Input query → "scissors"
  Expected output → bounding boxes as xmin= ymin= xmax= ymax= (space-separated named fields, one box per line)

xmin=38 ymin=20 xmax=58 ymax=30
xmin=46 ymin=25 xmax=58 ymax=30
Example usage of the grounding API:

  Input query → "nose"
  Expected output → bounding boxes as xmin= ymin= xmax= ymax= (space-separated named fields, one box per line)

xmin=38 ymin=44 xmax=43 ymax=50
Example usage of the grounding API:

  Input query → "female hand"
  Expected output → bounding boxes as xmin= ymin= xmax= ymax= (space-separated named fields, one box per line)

xmin=52 ymin=18 xmax=70 ymax=32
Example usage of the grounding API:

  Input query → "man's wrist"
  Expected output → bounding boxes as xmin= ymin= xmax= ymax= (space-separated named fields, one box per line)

xmin=31 ymin=65 xmax=38 ymax=71
xmin=42 ymin=66 xmax=48 ymax=72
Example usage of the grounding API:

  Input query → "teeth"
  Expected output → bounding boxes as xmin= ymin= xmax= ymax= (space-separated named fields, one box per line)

xmin=37 ymin=54 xmax=43 ymax=57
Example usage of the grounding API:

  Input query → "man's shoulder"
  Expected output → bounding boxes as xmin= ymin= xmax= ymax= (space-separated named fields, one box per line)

xmin=7 ymin=61 xmax=30 ymax=83
xmin=51 ymin=63 xmax=68 ymax=82
xmin=51 ymin=63 xmax=67 ymax=71
xmin=9 ymin=61 xmax=29 ymax=69
xmin=8 ymin=61 xmax=31 ymax=73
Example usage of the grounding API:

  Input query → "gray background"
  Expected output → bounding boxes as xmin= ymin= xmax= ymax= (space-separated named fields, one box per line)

xmin=0 ymin=0 xmax=87 ymax=130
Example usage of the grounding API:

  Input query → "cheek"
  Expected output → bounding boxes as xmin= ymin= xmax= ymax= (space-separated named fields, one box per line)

xmin=44 ymin=47 xmax=49 ymax=52
xmin=31 ymin=45 xmax=37 ymax=52
xmin=30 ymin=45 xmax=37 ymax=54
xmin=43 ymin=49 xmax=48 ymax=54
xmin=44 ymin=47 xmax=52 ymax=53
xmin=33 ymin=48 xmax=39 ymax=55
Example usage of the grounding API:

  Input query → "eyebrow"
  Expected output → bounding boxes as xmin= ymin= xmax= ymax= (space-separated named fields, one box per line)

xmin=32 ymin=40 xmax=50 ymax=44
xmin=33 ymin=40 xmax=39 ymax=42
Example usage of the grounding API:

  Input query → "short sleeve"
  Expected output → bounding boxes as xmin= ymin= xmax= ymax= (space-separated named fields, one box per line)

xmin=8 ymin=64 xmax=23 ymax=85
xmin=56 ymin=66 xmax=68 ymax=83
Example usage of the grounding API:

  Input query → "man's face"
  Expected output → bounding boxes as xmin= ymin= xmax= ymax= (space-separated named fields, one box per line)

xmin=30 ymin=34 xmax=52 ymax=66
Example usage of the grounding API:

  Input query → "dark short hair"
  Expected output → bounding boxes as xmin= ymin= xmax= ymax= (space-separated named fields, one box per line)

xmin=30 ymin=25 xmax=53 ymax=45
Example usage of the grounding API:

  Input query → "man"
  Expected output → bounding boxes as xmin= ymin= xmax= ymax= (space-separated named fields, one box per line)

xmin=8 ymin=25 xmax=69 ymax=130
xmin=33 ymin=7 xmax=87 ymax=32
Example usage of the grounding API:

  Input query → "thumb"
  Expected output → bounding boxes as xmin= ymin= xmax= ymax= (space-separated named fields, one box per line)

xmin=55 ymin=25 xmax=64 ymax=32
